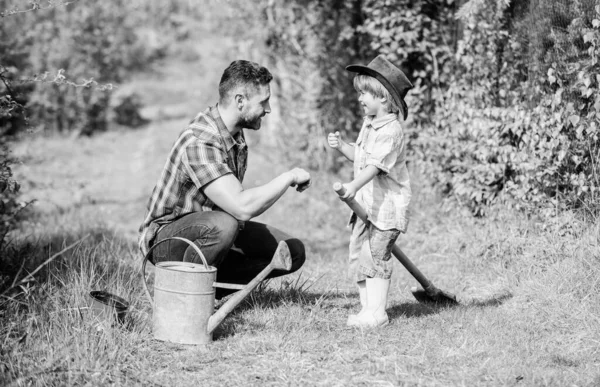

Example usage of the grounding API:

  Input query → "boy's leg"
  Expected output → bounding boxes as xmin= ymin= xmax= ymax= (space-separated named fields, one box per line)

xmin=351 ymin=224 xmax=400 ymax=328
xmin=347 ymin=217 xmax=369 ymax=325
xmin=214 ymin=221 xmax=306 ymax=299
xmin=151 ymin=211 xmax=240 ymax=266
xmin=357 ymin=224 xmax=398 ymax=281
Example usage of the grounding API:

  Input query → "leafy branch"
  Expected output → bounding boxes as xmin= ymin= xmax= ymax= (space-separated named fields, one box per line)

xmin=0 ymin=0 xmax=81 ymax=17
xmin=0 ymin=65 xmax=26 ymax=119
xmin=1 ymin=64 xmax=115 ymax=123
xmin=26 ymin=69 xmax=116 ymax=91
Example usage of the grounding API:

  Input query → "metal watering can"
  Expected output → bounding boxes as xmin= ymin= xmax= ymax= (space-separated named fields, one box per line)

xmin=142 ymin=236 xmax=292 ymax=345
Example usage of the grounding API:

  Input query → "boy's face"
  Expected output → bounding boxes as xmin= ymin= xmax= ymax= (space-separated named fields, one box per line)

xmin=357 ymin=89 xmax=384 ymax=117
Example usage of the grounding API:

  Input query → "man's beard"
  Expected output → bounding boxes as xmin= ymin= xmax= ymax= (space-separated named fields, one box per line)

xmin=240 ymin=112 xmax=263 ymax=130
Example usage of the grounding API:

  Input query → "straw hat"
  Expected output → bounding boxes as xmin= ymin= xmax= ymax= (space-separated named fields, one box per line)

xmin=346 ymin=55 xmax=413 ymax=120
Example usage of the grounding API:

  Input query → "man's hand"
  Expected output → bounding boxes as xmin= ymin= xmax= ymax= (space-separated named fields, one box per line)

xmin=289 ymin=168 xmax=311 ymax=192
xmin=327 ymin=131 xmax=343 ymax=149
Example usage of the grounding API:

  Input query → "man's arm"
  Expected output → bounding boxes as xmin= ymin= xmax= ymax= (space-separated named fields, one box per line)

xmin=203 ymin=168 xmax=311 ymax=221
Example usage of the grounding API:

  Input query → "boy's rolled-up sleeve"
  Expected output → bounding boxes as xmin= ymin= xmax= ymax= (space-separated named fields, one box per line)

xmin=365 ymin=127 xmax=404 ymax=175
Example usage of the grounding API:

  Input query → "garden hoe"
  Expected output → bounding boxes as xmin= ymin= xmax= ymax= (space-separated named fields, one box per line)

xmin=333 ymin=182 xmax=458 ymax=306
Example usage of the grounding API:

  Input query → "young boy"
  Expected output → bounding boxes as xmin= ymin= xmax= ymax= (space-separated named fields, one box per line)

xmin=328 ymin=55 xmax=413 ymax=328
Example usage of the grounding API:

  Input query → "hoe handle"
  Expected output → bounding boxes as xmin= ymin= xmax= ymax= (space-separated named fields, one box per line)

xmin=333 ymin=182 xmax=434 ymax=290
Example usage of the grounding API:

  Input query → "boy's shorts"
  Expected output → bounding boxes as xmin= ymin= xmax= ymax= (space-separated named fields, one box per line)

xmin=348 ymin=214 xmax=400 ymax=282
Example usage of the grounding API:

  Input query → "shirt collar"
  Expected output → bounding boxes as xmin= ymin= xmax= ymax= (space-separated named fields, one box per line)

xmin=209 ymin=104 xmax=245 ymax=151
xmin=365 ymin=113 xmax=398 ymax=130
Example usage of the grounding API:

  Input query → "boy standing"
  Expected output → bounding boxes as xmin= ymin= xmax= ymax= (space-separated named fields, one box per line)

xmin=328 ymin=55 xmax=413 ymax=328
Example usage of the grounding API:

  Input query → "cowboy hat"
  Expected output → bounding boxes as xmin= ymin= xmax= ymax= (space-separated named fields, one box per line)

xmin=346 ymin=55 xmax=413 ymax=120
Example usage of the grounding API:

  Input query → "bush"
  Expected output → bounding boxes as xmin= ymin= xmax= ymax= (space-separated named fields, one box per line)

xmin=0 ymin=143 xmax=25 ymax=251
xmin=361 ymin=0 xmax=600 ymax=217
xmin=0 ymin=0 xmax=169 ymax=136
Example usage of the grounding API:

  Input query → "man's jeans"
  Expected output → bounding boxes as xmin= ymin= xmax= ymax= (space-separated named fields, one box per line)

xmin=151 ymin=211 xmax=305 ymax=299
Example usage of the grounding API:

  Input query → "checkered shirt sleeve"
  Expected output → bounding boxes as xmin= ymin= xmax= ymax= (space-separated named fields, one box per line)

xmin=138 ymin=113 xmax=236 ymax=255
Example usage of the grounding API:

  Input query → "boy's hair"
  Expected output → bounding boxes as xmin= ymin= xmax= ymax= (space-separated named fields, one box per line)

xmin=353 ymin=74 xmax=402 ymax=116
xmin=219 ymin=60 xmax=273 ymax=104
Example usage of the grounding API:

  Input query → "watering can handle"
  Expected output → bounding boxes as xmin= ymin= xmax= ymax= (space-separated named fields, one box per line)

xmin=141 ymin=236 xmax=210 ymax=305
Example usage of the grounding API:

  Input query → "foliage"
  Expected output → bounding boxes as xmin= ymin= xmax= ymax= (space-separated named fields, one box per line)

xmin=360 ymin=0 xmax=458 ymax=126
xmin=0 ymin=143 xmax=25 ymax=251
xmin=0 ymin=0 xmax=176 ymax=136
xmin=358 ymin=0 xmax=600 ymax=216
xmin=2 ymin=0 xmax=598 ymax=227
xmin=234 ymin=0 xmax=598 ymax=217
xmin=437 ymin=0 xmax=600 ymax=215
xmin=0 ymin=0 xmax=201 ymax=265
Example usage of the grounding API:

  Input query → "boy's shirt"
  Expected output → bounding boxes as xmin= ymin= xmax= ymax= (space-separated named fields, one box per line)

xmin=353 ymin=113 xmax=411 ymax=232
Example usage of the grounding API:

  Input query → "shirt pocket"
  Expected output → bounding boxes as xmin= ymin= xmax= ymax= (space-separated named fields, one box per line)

xmin=363 ymin=130 xmax=379 ymax=155
xmin=355 ymin=132 xmax=367 ymax=168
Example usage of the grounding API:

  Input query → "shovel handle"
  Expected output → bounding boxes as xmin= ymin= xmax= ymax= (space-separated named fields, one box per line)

xmin=141 ymin=237 xmax=210 ymax=306
xmin=333 ymin=182 xmax=433 ymax=290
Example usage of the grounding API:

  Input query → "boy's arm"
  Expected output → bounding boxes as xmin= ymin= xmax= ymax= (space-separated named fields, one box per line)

xmin=327 ymin=131 xmax=355 ymax=162
xmin=339 ymin=165 xmax=379 ymax=202
xmin=336 ymin=141 xmax=355 ymax=162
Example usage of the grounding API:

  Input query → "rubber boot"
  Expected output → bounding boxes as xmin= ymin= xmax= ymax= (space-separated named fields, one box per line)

xmin=352 ymin=278 xmax=390 ymax=328
xmin=346 ymin=281 xmax=367 ymax=326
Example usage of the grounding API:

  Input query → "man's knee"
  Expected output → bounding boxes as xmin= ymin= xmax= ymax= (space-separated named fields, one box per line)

xmin=183 ymin=211 xmax=240 ymax=264
xmin=211 ymin=211 xmax=240 ymax=245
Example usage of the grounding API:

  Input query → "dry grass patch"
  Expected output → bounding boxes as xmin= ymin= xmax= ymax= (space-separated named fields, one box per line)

xmin=2 ymin=199 xmax=598 ymax=386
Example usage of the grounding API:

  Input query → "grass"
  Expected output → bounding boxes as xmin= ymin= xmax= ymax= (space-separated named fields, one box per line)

xmin=2 ymin=30 xmax=600 ymax=387
xmin=1 ymin=138 xmax=599 ymax=386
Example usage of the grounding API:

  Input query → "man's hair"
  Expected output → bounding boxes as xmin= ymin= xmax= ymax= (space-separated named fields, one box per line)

xmin=219 ymin=60 xmax=273 ymax=104
xmin=353 ymin=74 xmax=401 ymax=115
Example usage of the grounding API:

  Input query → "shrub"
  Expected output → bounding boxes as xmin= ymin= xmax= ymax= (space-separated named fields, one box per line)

xmin=0 ymin=0 xmax=169 ymax=136
xmin=361 ymin=0 xmax=600 ymax=217
xmin=0 ymin=143 xmax=25 ymax=251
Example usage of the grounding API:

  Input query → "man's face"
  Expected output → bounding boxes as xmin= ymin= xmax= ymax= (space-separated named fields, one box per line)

xmin=240 ymin=84 xmax=271 ymax=130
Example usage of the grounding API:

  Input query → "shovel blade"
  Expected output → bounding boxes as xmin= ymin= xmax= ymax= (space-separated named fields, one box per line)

xmin=411 ymin=286 xmax=459 ymax=306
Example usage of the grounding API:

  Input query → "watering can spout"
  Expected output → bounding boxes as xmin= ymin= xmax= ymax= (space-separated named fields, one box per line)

xmin=207 ymin=241 xmax=293 ymax=334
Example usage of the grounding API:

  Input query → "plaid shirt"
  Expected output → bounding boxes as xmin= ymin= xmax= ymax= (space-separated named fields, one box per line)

xmin=138 ymin=105 xmax=248 ymax=255
xmin=353 ymin=113 xmax=411 ymax=232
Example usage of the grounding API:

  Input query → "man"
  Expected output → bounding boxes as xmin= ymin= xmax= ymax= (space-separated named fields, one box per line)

xmin=139 ymin=60 xmax=311 ymax=298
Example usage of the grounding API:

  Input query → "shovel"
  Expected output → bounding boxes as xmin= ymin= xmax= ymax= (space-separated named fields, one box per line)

xmin=333 ymin=182 xmax=458 ymax=305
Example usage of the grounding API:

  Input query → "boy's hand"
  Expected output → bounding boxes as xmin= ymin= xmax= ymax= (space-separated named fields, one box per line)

xmin=339 ymin=183 xmax=357 ymax=202
xmin=327 ymin=131 xmax=342 ymax=149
